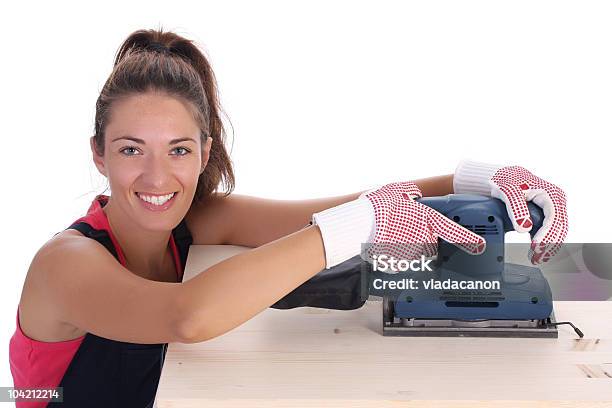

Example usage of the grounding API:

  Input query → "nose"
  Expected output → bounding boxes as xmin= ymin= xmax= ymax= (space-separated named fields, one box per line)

xmin=140 ymin=154 xmax=173 ymax=191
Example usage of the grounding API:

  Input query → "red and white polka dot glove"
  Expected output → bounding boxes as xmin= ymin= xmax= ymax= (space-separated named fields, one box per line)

xmin=312 ymin=181 xmax=486 ymax=269
xmin=362 ymin=182 xmax=486 ymax=262
xmin=454 ymin=160 xmax=568 ymax=264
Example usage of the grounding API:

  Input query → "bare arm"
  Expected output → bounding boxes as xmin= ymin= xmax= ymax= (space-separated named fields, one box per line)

xmin=177 ymin=225 xmax=325 ymax=343
xmin=35 ymin=224 xmax=325 ymax=345
xmin=186 ymin=174 xmax=455 ymax=248
xmin=414 ymin=173 xmax=454 ymax=197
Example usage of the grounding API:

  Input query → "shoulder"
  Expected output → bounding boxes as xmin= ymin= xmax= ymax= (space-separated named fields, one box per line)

xmin=20 ymin=229 xmax=118 ymax=341
xmin=25 ymin=227 xmax=119 ymax=296
xmin=33 ymin=228 xmax=114 ymax=268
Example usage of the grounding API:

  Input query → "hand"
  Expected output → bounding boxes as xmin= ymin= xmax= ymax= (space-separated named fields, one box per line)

xmin=312 ymin=181 xmax=486 ymax=269
xmin=361 ymin=182 xmax=486 ymax=263
xmin=454 ymin=160 xmax=568 ymax=264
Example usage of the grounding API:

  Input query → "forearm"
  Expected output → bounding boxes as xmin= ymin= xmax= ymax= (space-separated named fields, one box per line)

xmin=239 ymin=172 xmax=455 ymax=249
xmin=223 ymin=175 xmax=454 ymax=248
xmin=268 ymin=174 xmax=453 ymax=231
xmin=177 ymin=225 xmax=326 ymax=343
xmin=412 ymin=174 xmax=454 ymax=197
xmin=225 ymin=192 xmax=363 ymax=247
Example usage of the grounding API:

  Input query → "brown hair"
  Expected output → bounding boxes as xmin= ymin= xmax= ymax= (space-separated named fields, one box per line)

xmin=93 ymin=28 xmax=235 ymax=203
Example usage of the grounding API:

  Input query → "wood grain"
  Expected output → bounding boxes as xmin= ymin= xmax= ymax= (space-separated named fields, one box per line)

xmin=155 ymin=245 xmax=612 ymax=407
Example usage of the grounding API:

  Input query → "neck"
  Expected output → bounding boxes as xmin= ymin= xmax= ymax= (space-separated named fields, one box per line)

xmin=102 ymin=197 xmax=172 ymax=276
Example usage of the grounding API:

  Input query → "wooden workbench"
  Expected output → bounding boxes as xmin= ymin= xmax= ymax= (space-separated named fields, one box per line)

xmin=155 ymin=245 xmax=612 ymax=407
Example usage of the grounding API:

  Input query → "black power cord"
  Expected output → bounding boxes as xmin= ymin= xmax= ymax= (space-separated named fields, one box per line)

xmin=545 ymin=321 xmax=584 ymax=338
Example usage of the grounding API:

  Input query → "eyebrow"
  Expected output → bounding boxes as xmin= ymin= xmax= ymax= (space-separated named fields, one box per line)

xmin=110 ymin=136 xmax=197 ymax=145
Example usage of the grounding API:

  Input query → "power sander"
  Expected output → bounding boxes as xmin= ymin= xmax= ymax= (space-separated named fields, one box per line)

xmin=380 ymin=194 xmax=583 ymax=338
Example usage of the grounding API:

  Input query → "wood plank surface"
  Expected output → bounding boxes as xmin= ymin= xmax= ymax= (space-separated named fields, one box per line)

xmin=155 ymin=245 xmax=612 ymax=407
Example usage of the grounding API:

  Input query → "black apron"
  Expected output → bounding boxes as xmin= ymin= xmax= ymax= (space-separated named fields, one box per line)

xmin=48 ymin=219 xmax=192 ymax=408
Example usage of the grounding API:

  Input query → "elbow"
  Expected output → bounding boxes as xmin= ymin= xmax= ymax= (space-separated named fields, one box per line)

xmin=175 ymin=318 xmax=204 ymax=344
xmin=172 ymin=293 xmax=217 ymax=344
xmin=175 ymin=314 xmax=218 ymax=344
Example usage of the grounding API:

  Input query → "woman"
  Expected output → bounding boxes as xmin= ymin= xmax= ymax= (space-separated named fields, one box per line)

xmin=9 ymin=28 xmax=568 ymax=407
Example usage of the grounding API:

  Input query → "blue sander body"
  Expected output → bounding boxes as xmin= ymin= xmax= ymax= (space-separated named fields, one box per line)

xmin=382 ymin=194 xmax=558 ymax=338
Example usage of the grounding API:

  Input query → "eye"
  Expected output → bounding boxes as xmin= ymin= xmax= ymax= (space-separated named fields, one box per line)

xmin=172 ymin=146 xmax=191 ymax=156
xmin=120 ymin=146 xmax=140 ymax=156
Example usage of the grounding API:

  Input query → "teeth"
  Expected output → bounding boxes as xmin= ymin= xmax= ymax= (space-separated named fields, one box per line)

xmin=137 ymin=192 xmax=175 ymax=206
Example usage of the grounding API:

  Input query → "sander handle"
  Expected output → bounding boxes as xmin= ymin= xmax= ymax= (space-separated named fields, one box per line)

xmin=416 ymin=194 xmax=545 ymax=240
xmin=520 ymin=201 xmax=544 ymax=239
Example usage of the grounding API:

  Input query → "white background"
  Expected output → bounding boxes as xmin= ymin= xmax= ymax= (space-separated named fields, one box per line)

xmin=1 ymin=0 xmax=610 ymax=387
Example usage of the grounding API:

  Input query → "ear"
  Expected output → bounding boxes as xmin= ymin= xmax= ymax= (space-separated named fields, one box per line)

xmin=200 ymin=136 xmax=213 ymax=174
xmin=90 ymin=136 xmax=107 ymax=177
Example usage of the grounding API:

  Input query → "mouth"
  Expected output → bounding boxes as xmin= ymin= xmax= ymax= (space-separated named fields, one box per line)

xmin=135 ymin=191 xmax=178 ymax=211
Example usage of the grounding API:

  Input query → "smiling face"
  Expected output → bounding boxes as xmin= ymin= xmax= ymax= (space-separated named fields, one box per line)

xmin=91 ymin=90 xmax=212 ymax=231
